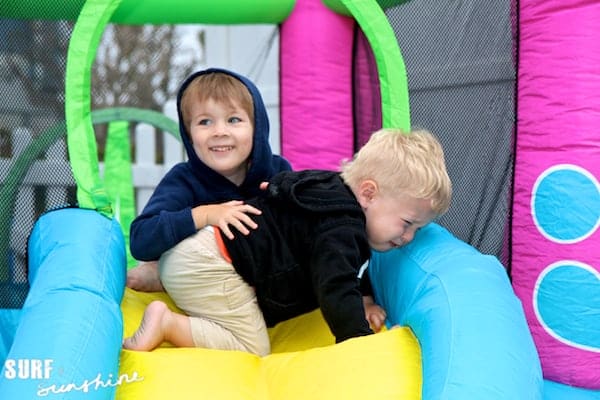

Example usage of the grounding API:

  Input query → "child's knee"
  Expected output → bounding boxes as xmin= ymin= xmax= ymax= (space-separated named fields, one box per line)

xmin=254 ymin=335 xmax=271 ymax=357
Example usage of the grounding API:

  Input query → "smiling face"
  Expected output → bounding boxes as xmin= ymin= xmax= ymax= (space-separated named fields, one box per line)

xmin=355 ymin=180 xmax=436 ymax=252
xmin=188 ymin=97 xmax=254 ymax=185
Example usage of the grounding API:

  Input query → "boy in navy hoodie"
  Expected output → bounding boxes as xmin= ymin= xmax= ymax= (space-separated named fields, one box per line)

xmin=127 ymin=68 xmax=292 ymax=291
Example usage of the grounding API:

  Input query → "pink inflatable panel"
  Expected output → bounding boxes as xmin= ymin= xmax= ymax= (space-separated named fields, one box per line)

xmin=280 ymin=0 xmax=355 ymax=170
xmin=513 ymin=0 xmax=600 ymax=389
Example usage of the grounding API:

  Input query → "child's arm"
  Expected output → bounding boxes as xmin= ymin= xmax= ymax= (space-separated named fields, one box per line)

xmin=131 ymin=162 xmax=282 ymax=263
xmin=192 ymin=200 xmax=262 ymax=240
xmin=310 ymin=225 xmax=374 ymax=342
xmin=131 ymin=199 xmax=261 ymax=261
xmin=128 ymin=200 xmax=262 ymax=292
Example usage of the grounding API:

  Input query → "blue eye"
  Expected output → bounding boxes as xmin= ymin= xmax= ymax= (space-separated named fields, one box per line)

xmin=229 ymin=116 xmax=242 ymax=123
xmin=198 ymin=119 xmax=211 ymax=126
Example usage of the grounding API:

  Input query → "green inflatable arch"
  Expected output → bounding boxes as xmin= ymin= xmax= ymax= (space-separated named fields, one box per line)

xmin=0 ymin=0 xmax=295 ymax=24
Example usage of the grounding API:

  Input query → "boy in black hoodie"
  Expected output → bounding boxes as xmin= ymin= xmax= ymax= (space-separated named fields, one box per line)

xmin=124 ymin=128 xmax=452 ymax=356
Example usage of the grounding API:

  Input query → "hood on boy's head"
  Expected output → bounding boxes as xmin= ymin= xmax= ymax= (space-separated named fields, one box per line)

xmin=175 ymin=68 xmax=274 ymax=189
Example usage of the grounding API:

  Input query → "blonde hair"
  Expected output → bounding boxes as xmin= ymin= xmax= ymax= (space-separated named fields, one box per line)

xmin=340 ymin=128 xmax=452 ymax=215
xmin=180 ymin=72 xmax=254 ymax=131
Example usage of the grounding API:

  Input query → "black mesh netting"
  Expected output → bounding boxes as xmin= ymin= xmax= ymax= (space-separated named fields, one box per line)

xmin=383 ymin=0 xmax=516 ymax=266
xmin=0 ymin=2 xmax=517 ymax=311
xmin=0 ymin=15 xmax=197 ymax=309
xmin=1 ymin=20 xmax=77 ymax=308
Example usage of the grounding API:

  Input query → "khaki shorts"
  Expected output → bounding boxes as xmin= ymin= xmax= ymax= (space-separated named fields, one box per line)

xmin=159 ymin=227 xmax=270 ymax=356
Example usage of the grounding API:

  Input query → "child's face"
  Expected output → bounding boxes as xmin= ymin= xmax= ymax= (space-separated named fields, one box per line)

xmin=188 ymin=98 xmax=253 ymax=185
xmin=360 ymin=187 xmax=436 ymax=252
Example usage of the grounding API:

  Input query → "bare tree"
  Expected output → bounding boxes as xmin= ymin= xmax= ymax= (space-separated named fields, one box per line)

xmin=3 ymin=21 xmax=202 ymax=160
xmin=92 ymin=24 xmax=200 ymax=111
xmin=4 ymin=20 xmax=72 ymax=117
xmin=92 ymin=24 xmax=202 ymax=161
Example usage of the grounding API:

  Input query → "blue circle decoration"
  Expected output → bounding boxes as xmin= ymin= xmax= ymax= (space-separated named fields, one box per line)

xmin=534 ymin=261 xmax=600 ymax=352
xmin=531 ymin=164 xmax=600 ymax=243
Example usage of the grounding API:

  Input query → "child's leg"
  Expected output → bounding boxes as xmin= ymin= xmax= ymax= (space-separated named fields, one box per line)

xmin=159 ymin=228 xmax=270 ymax=356
xmin=123 ymin=300 xmax=193 ymax=351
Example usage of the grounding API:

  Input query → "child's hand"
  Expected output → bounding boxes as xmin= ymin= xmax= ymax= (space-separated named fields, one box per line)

xmin=363 ymin=295 xmax=387 ymax=332
xmin=194 ymin=201 xmax=262 ymax=239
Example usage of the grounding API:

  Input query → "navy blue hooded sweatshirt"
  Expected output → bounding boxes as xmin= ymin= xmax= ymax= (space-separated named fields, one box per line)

xmin=130 ymin=68 xmax=292 ymax=261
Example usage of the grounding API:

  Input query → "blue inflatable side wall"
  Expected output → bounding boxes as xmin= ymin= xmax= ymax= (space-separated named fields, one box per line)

xmin=0 ymin=208 xmax=126 ymax=399
xmin=369 ymin=223 xmax=544 ymax=400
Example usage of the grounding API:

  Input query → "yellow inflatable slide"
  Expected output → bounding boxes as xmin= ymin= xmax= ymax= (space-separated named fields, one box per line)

xmin=117 ymin=288 xmax=421 ymax=399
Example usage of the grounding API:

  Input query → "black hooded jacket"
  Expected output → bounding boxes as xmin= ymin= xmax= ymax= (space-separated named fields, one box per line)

xmin=223 ymin=170 xmax=374 ymax=343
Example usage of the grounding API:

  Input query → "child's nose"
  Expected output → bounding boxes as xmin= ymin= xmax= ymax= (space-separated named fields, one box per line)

xmin=402 ymin=230 xmax=415 ymax=244
xmin=214 ymin=120 xmax=227 ymax=134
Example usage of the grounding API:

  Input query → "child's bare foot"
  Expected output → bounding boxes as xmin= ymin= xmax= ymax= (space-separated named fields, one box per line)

xmin=123 ymin=301 xmax=170 ymax=351
xmin=126 ymin=261 xmax=165 ymax=292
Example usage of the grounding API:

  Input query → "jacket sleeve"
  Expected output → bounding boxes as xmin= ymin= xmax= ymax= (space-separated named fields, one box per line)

xmin=359 ymin=267 xmax=374 ymax=297
xmin=310 ymin=219 xmax=374 ymax=342
xmin=129 ymin=168 xmax=197 ymax=261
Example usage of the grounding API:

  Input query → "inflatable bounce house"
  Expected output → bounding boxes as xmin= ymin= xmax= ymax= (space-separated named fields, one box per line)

xmin=1 ymin=0 xmax=599 ymax=398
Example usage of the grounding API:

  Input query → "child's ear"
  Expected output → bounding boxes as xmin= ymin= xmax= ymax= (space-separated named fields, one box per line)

xmin=356 ymin=179 xmax=379 ymax=208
